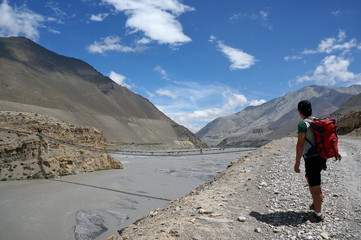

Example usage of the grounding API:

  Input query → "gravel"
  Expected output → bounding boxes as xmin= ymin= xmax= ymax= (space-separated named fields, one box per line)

xmin=112 ymin=137 xmax=361 ymax=240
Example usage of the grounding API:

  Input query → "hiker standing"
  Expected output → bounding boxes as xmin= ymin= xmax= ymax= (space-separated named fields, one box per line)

xmin=294 ymin=100 xmax=341 ymax=222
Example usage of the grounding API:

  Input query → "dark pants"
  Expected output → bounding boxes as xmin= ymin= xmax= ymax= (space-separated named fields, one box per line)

xmin=304 ymin=155 xmax=327 ymax=187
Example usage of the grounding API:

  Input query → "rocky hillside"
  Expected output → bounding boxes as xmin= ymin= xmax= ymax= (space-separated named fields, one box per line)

xmin=337 ymin=110 xmax=361 ymax=136
xmin=333 ymin=92 xmax=361 ymax=136
xmin=197 ymin=85 xmax=361 ymax=147
xmin=0 ymin=37 xmax=206 ymax=149
xmin=0 ymin=111 xmax=122 ymax=181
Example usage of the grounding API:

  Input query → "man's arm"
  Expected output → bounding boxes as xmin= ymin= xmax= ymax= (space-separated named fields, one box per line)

xmin=294 ymin=133 xmax=306 ymax=173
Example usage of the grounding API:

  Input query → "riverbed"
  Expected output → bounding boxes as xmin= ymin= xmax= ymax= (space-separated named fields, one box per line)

xmin=0 ymin=148 xmax=252 ymax=240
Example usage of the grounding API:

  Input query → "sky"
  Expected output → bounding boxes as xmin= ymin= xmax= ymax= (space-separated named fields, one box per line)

xmin=0 ymin=0 xmax=361 ymax=132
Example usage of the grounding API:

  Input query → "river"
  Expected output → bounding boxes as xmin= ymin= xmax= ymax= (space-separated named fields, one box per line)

xmin=0 ymin=148 xmax=252 ymax=240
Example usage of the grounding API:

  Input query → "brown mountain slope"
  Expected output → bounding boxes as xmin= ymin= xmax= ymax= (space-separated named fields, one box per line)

xmin=337 ymin=110 xmax=361 ymax=136
xmin=0 ymin=37 xmax=206 ymax=149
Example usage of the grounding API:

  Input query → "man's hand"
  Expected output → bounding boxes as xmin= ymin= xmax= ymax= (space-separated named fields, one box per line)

xmin=294 ymin=161 xmax=301 ymax=173
xmin=335 ymin=153 xmax=342 ymax=161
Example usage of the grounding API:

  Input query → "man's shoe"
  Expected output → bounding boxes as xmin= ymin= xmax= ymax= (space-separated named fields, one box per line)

xmin=308 ymin=212 xmax=324 ymax=223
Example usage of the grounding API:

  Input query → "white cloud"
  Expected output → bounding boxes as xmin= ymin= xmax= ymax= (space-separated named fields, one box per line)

xmin=88 ymin=35 xmax=145 ymax=54
xmin=337 ymin=30 xmax=346 ymax=42
xmin=293 ymin=30 xmax=361 ymax=86
xmin=146 ymin=91 xmax=155 ymax=98
xmin=48 ymin=28 xmax=61 ymax=34
xmin=284 ymin=55 xmax=303 ymax=61
xmin=258 ymin=9 xmax=273 ymax=30
xmin=156 ymin=89 xmax=178 ymax=99
xmin=208 ymin=35 xmax=217 ymax=43
xmin=217 ymin=41 xmax=257 ymax=70
xmin=150 ymin=81 xmax=266 ymax=132
xmin=102 ymin=0 xmax=194 ymax=45
xmin=296 ymin=55 xmax=360 ymax=86
xmin=0 ymin=0 xmax=45 ymax=41
xmin=302 ymin=30 xmax=360 ymax=55
xmin=45 ymin=1 xmax=67 ymax=18
xmin=249 ymin=99 xmax=267 ymax=106
xmin=154 ymin=65 xmax=169 ymax=80
xmin=109 ymin=71 xmax=132 ymax=88
xmin=331 ymin=10 xmax=352 ymax=17
xmin=90 ymin=13 xmax=109 ymax=22
xmin=137 ymin=37 xmax=151 ymax=45
xmin=230 ymin=8 xmax=273 ymax=30
xmin=210 ymin=35 xmax=256 ymax=70
xmin=223 ymin=92 xmax=248 ymax=110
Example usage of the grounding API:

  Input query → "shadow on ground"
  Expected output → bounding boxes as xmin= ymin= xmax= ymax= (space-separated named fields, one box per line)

xmin=250 ymin=211 xmax=308 ymax=226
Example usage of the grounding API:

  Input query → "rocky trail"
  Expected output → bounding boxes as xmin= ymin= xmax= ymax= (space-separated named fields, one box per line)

xmin=112 ymin=137 xmax=361 ymax=240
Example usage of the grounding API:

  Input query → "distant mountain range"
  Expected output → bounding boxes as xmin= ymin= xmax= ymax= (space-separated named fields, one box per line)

xmin=196 ymin=85 xmax=361 ymax=147
xmin=0 ymin=37 xmax=206 ymax=149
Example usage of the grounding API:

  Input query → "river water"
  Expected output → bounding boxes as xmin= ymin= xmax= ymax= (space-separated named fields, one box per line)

xmin=0 ymin=148 xmax=252 ymax=240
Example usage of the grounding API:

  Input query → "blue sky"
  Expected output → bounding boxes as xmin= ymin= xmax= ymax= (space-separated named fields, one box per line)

xmin=1 ymin=0 xmax=361 ymax=132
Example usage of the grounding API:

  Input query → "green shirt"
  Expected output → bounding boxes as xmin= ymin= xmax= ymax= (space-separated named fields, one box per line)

xmin=297 ymin=121 xmax=308 ymax=134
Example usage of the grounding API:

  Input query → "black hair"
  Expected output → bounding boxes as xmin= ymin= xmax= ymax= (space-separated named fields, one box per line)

xmin=298 ymin=100 xmax=312 ymax=117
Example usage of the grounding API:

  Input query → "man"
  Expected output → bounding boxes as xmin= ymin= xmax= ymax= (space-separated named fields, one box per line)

xmin=294 ymin=100 xmax=341 ymax=222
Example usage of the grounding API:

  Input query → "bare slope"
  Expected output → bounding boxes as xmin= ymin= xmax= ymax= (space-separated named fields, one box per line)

xmin=0 ymin=37 xmax=205 ymax=148
xmin=197 ymin=85 xmax=361 ymax=146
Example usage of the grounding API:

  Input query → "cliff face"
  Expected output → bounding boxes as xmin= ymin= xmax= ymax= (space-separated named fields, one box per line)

xmin=0 ymin=111 xmax=122 ymax=181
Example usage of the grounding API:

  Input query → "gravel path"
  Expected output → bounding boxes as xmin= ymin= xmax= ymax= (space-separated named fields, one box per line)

xmin=112 ymin=137 xmax=361 ymax=240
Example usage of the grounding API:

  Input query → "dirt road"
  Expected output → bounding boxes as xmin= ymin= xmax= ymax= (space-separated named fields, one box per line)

xmin=114 ymin=137 xmax=361 ymax=240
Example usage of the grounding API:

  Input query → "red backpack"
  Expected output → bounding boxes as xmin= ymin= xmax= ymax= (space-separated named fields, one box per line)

xmin=306 ymin=118 xmax=339 ymax=159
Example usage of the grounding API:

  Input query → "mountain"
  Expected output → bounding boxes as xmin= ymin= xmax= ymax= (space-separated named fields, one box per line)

xmin=331 ymin=92 xmax=361 ymax=119
xmin=196 ymin=85 xmax=361 ymax=147
xmin=0 ymin=37 xmax=206 ymax=149
xmin=337 ymin=110 xmax=361 ymax=136
xmin=333 ymin=92 xmax=361 ymax=136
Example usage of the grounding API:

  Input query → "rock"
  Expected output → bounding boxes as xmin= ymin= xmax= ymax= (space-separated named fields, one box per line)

xmin=254 ymin=228 xmax=262 ymax=233
xmin=197 ymin=216 xmax=233 ymax=223
xmin=320 ymin=232 xmax=330 ymax=239
xmin=273 ymin=227 xmax=284 ymax=233
xmin=75 ymin=210 xmax=107 ymax=240
xmin=150 ymin=211 xmax=158 ymax=217
xmin=169 ymin=229 xmax=180 ymax=237
xmin=198 ymin=208 xmax=213 ymax=214
xmin=260 ymin=181 xmax=268 ymax=186
xmin=192 ymin=236 xmax=204 ymax=240
xmin=237 ymin=216 xmax=247 ymax=222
